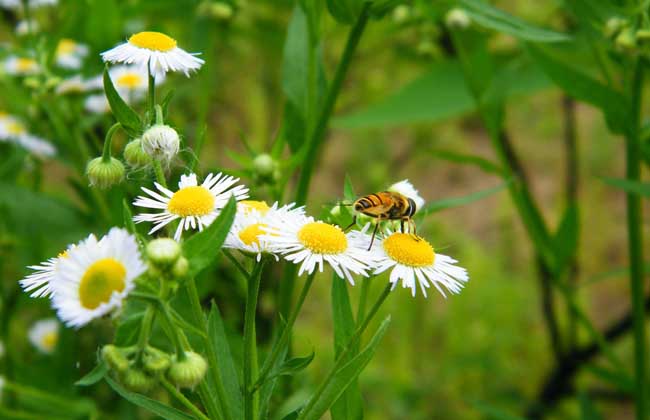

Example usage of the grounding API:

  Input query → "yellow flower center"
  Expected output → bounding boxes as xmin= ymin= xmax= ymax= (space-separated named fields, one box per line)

xmin=7 ymin=121 xmax=26 ymax=135
xmin=168 ymin=186 xmax=215 ymax=217
xmin=129 ymin=31 xmax=177 ymax=52
xmin=239 ymin=200 xmax=270 ymax=215
xmin=41 ymin=331 xmax=58 ymax=352
xmin=116 ymin=73 xmax=143 ymax=89
xmin=16 ymin=58 xmax=36 ymax=72
xmin=383 ymin=233 xmax=435 ymax=267
xmin=297 ymin=222 xmax=347 ymax=254
xmin=56 ymin=39 xmax=76 ymax=55
xmin=79 ymin=258 xmax=126 ymax=310
xmin=239 ymin=223 xmax=267 ymax=246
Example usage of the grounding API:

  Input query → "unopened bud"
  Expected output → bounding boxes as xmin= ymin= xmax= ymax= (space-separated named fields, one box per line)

xmin=86 ymin=157 xmax=125 ymax=189
xmin=102 ymin=345 xmax=129 ymax=373
xmin=147 ymin=238 xmax=181 ymax=266
xmin=172 ymin=256 xmax=189 ymax=279
xmin=141 ymin=124 xmax=180 ymax=163
xmin=122 ymin=368 xmax=156 ymax=393
xmin=604 ymin=17 xmax=626 ymax=38
xmin=124 ymin=138 xmax=152 ymax=168
xmin=168 ymin=351 xmax=207 ymax=389
xmin=211 ymin=2 xmax=234 ymax=20
xmin=143 ymin=347 xmax=171 ymax=375
xmin=253 ymin=154 xmax=276 ymax=178
xmin=616 ymin=27 xmax=636 ymax=50
xmin=445 ymin=8 xmax=471 ymax=30
xmin=636 ymin=29 xmax=650 ymax=42
xmin=392 ymin=5 xmax=410 ymax=23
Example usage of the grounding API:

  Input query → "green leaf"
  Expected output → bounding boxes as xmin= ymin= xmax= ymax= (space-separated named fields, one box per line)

xmin=183 ymin=196 xmax=237 ymax=277
xmin=75 ymin=360 xmax=108 ymax=387
xmin=207 ymin=302 xmax=243 ymax=419
xmin=104 ymin=376 xmax=195 ymax=420
xmin=343 ymin=175 xmax=356 ymax=201
xmin=602 ymin=177 xmax=650 ymax=196
xmin=579 ymin=392 xmax=603 ymax=420
xmin=469 ymin=400 xmax=527 ymax=420
xmin=267 ymin=350 xmax=315 ymax=381
xmin=458 ymin=0 xmax=570 ymax=42
xmin=113 ymin=311 xmax=144 ymax=346
xmin=330 ymin=276 xmax=363 ymax=420
xmin=585 ymin=364 xmax=635 ymax=394
xmin=161 ymin=89 xmax=175 ymax=119
xmin=526 ymin=44 xmax=631 ymax=135
xmin=122 ymin=198 xmax=137 ymax=234
xmin=420 ymin=180 xmax=510 ymax=216
xmin=326 ymin=0 xmax=362 ymax=24
xmin=430 ymin=149 xmax=504 ymax=176
xmin=103 ymin=67 xmax=142 ymax=138
xmin=552 ymin=204 xmax=579 ymax=273
xmin=299 ymin=316 xmax=391 ymax=420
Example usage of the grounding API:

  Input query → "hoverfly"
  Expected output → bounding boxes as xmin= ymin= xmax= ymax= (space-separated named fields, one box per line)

xmin=344 ymin=191 xmax=418 ymax=250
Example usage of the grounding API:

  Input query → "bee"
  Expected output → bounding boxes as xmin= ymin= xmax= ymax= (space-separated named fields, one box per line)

xmin=344 ymin=191 xmax=418 ymax=250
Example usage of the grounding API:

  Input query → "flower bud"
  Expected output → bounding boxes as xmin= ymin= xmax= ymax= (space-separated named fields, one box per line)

xmin=122 ymin=368 xmax=156 ymax=393
xmin=102 ymin=345 xmax=130 ymax=373
xmin=253 ymin=154 xmax=276 ymax=178
xmin=168 ymin=351 xmax=207 ymax=389
xmin=604 ymin=17 xmax=626 ymax=38
xmin=636 ymin=29 xmax=650 ymax=43
xmin=141 ymin=124 xmax=180 ymax=163
xmin=143 ymin=347 xmax=171 ymax=375
xmin=616 ymin=27 xmax=637 ymax=50
xmin=86 ymin=157 xmax=125 ymax=189
xmin=147 ymin=238 xmax=181 ymax=266
xmin=445 ymin=8 xmax=471 ymax=30
xmin=172 ymin=256 xmax=189 ymax=279
xmin=211 ymin=2 xmax=234 ymax=20
xmin=392 ymin=5 xmax=410 ymax=23
xmin=124 ymin=138 xmax=152 ymax=168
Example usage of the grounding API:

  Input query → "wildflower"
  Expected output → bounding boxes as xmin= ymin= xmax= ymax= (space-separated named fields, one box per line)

xmin=28 ymin=318 xmax=59 ymax=354
xmin=141 ymin=124 xmax=180 ymax=163
xmin=50 ymin=228 xmax=146 ymax=328
xmin=445 ymin=8 xmax=471 ymax=29
xmin=133 ymin=173 xmax=249 ymax=241
xmin=55 ymin=39 xmax=89 ymax=70
xmin=4 ymin=56 xmax=39 ymax=76
xmin=388 ymin=179 xmax=425 ymax=213
xmin=86 ymin=157 xmax=125 ymax=189
xmin=224 ymin=201 xmax=305 ymax=261
xmin=55 ymin=75 xmax=87 ymax=95
xmin=0 ymin=115 xmax=26 ymax=141
xmin=17 ymin=134 xmax=56 ymax=158
xmin=101 ymin=31 xmax=204 ymax=77
xmin=20 ymin=246 xmax=73 ymax=298
xmin=168 ymin=351 xmax=207 ymax=389
xmin=373 ymin=232 xmax=468 ymax=297
xmin=111 ymin=64 xmax=164 ymax=98
xmin=262 ymin=214 xmax=376 ymax=284
xmin=15 ymin=20 xmax=38 ymax=36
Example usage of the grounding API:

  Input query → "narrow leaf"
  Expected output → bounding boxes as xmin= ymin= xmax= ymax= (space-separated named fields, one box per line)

xmin=420 ymin=181 xmax=510 ymax=216
xmin=75 ymin=360 xmax=108 ymax=386
xmin=469 ymin=400 xmax=527 ymax=420
xmin=579 ymin=392 xmax=604 ymax=420
xmin=552 ymin=204 xmax=579 ymax=273
xmin=602 ymin=177 xmax=650 ymax=196
xmin=430 ymin=150 xmax=504 ymax=176
xmin=267 ymin=350 xmax=315 ymax=381
xmin=103 ymin=67 xmax=142 ymax=137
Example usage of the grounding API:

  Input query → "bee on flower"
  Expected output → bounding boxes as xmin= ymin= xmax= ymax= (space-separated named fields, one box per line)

xmin=28 ymin=318 xmax=59 ymax=354
xmin=4 ymin=56 xmax=40 ymax=76
xmin=133 ymin=172 xmax=250 ymax=241
xmin=54 ymin=39 xmax=89 ymax=70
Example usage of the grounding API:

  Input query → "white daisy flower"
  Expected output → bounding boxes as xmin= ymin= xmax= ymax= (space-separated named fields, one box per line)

xmin=261 ymin=215 xmax=377 ymax=284
xmin=373 ymin=232 xmax=468 ymax=298
xmin=110 ymin=64 xmax=164 ymax=97
xmin=133 ymin=173 xmax=249 ymax=241
xmin=224 ymin=200 xmax=305 ymax=261
xmin=4 ymin=56 xmax=39 ymax=76
xmin=28 ymin=318 xmax=59 ymax=354
xmin=55 ymin=39 xmax=89 ymax=70
xmin=17 ymin=134 xmax=56 ymax=158
xmin=20 ymin=246 xmax=73 ymax=298
xmin=15 ymin=20 xmax=38 ymax=36
xmin=56 ymin=75 xmax=87 ymax=95
xmin=51 ymin=228 xmax=146 ymax=328
xmin=101 ymin=31 xmax=205 ymax=77
xmin=0 ymin=113 xmax=25 ymax=141
xmin=388 ymin=179 xmax=425 ymax=213
xmin=84 ymin=94 xmax=111 ymax=114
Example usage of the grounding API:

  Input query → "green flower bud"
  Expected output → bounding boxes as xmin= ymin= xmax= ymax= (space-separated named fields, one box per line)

xmin=172 ymin=256 xmax=189 ymax=279
xmin=45 ymin=76 xmax=62 ymax=89
xmin=124 ymin=138 xmax=152 ymax=168
xmin=102 ymin=345 xmax=130 ymax=373
xmin=211 ymin=2 xmax=234 ymax=20
xmin=168 ymin=351 xmax=207 ymax=389
xmin=445 ymin=8 xmax=471 ymax=30
xmin=616 ymin=27 xmax=636 ymax=50
xmin=23 ymin=77 xmax=41 ymax=89
xmin=86 ymin=157 xmax=125 ymax=189
xmin=141 ymin=124 xmax=180 ymax=163
xmin=392 ymin=5 xmax=410 ymax=23
xmin=636 ymin=29 xmax=650 ymax=42
xmin=604 ymin=17 xmax=626 ymax=38
xmin=253 ymin=154 xmax=276 ymax=178
xmin=143 ymin=347 xmax=171 ymax=375
xmin=147 ymin=238 xmax=181 ymax=266
xmin=122 ymin=368 xmax=156 ymax=393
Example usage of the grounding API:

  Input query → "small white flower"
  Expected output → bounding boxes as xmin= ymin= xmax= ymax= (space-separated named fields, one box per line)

xmin=388 ymin=179 xmax=425 ymax=213
xmin=20 ymin=246 xmax=74 ymax=298
xmin=84 ymin=94 xmax=111 ymax=114
xmin=17 ymin=134 xmax=56 ymax=158
xmin=51 ymin=228 xmax=146 ymax=328
xmin=55 ymin=39 xmax=89 ymax=70
xmin=0 ymin=113 xmax=25 ymax=141
xmin=4 ymin=56 xmax=39 ymax=76
xmin=261 ymin=215 xmax=377 ymax=284
xmin=445 ymin=8 xmax=471 ymax=30
xmin=373 ymin=232 xmax=468 ymax=297
xmin=141 ymin=124 xmax=180 ymax=163
xmin=110 ymin=64 xmax=164 ymax=96
xmin=56 ymin=75 xmax=87 ymax=95
xmin=224 ymin=201 xmax=305 ymax=261
xmin=133 ymin=172 xmax=249 ymax=241
xmin=101 ymin=31 xmax=204 ymax=77
xmin=28 ymin=318 xmax=59 ymax=354
xmin=15 ymin=20 xmax=38 ymax=36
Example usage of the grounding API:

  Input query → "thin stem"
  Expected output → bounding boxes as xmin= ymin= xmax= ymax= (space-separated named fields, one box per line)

xmin=148 ymin=61 xmax=155 ymax=122
xmin=244 ymin=261 xmax=266 ymax=420
xmin=186 ymin=277 xmax=234 ymax=420
xmin=252 ymin=272 xmax=316 ymax=392
xmin=135 ymin=306 xmax=155 ymax=363
xmin=356 ymin=276 xmax=370 ymax=322
xmin=160 ymin=377 xmax=210 ymax=420
xmin=297 ymin=283 xmax=391 ymax=420
xmin=626 ymin=58 xmax=646 ymax=420
xmin=101 ymin=122 xmax=122 ymax=163
xmin=153 ymin=160 xmax=167 ymax=189
xmin=155 ymin=104 xmax=164 ymax=125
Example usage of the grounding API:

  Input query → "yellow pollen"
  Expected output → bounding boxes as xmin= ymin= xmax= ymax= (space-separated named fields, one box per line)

xmin=240 ymin=200 xmax=270 ymax=215
xmin=79 ymin=258 xmax=126 ymax=310
xmin=15 ymin=58 xmax=36 ymax=72
xmin=129 ymin=31 xmax=177 ymax=52
xmin=239 ymin=223 xmax=267 ymax=246
xmin=57 ymin=250 xmax=69 ymax=259
xmin=56 ymin=39 xmax=76 ymax=55
xmin=116 ymin=73 xmax=143 ymax=89
xmin=168 ymin=186 xmax=215 ymax=217
xmin=7 ymin=121 xmax=26 ymax=135
xmin=383 ymin=233 xmax=435 ymax=267
xmin=297 ymin=222 xmax=347 ymax=254
xmin=41 ymin=331 xmax=58 ymax=352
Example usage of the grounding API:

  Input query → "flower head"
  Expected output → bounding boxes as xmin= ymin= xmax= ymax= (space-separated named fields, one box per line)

xmin=134 ymin=172 xmax=249 ymax=241
xmin=141 ymin=124 xmax=179 ymax=163
xmin=55 ymin=39 xmax=89 ymax=70
xmin=51 ymin=228 xmax=146 ymax=328
xmin=101 ymin=31 xmax=204 ymax=77
xmin=28 ymin=318 xmax=59 ymax=354
xmin=388 ymin=179 xmax=425 ymax=213
xmin=374 ymin=232 xmax=468 ymax=297
xmin=86 ymin=157 xmax=125 ymax=189
xmin=56 ymin=75 xmax=88 ymax=95
xmin=4 ymin=56 xmax=39 ymax=76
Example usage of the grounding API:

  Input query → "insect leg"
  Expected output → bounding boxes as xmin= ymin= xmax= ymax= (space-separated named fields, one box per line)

xmin=368 ymin=221 xmax=381 ymax=251
xmin=343 ymin=215 xmax=357 ymax=232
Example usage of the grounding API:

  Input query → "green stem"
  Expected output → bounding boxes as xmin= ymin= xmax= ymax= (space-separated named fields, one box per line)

xmin=155 ymin=104 xmax=164 ymax=125
xmin=297 ymin=283 xmax=392 ymax=420
xmin=252 ymin=271 xmax=316 ymax=392
xmin=244 ymin=261 xmax=266 ymax=420
xmin=135 ymin=306 xmax=155 ymax=363
xmin=101 ymin=122 xmax=122 ymax=163
xmin=148 ymin=62 xmax=155 ymax=123
xmin=186 ymin=277 xmax=234 ymax=420
xmin=356 ymin=276 xmax=370 ymax=322
xmin=160 ymin=377 xmax=210 ymax=420
xmin=626 ymin=58 xmax=646 ymax=420
xmin=153 ymin=160 xmax=167 ymax=189
xmin=294 ymin=2 xmax=372 ymax=205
